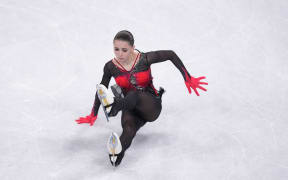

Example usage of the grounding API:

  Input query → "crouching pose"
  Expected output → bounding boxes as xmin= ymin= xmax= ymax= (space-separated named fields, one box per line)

xmin=76 ymin=30 xmax=208 ymax=166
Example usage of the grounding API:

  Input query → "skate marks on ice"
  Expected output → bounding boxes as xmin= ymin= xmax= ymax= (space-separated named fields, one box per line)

xmin=37 ymin=130 xmax=115 ymax=179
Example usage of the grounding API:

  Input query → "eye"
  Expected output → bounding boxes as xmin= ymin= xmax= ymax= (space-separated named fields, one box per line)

xmin=122 ymin=49 xmax=128 ymax=52
xmin=114 ymin=48 xmax=119 ymax=51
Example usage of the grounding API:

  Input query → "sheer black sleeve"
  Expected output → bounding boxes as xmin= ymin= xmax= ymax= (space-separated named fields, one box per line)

xmin=145 ymin=50 xmax=191 ymax=81
xmin=92 ymin=62 xmax=112 ymax=116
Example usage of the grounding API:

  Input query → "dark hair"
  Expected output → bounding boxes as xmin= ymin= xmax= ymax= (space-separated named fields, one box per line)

xmin=113 ymin=30 xmax=134 ymax=46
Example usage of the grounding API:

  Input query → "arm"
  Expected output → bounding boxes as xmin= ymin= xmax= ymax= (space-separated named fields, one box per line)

xmin=76 ymin=62 xmax=112 ymax=126
xmin=146 ymin=50 xmax=208 ymax=96
xmin=91 ymin=62 xmax=112 ymax=116
xmin=146 ymin=50 xmax=191 ymax=81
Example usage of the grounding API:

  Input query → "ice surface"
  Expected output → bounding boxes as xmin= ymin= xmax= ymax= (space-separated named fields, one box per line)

xmin=1 ymin=0 xmax=288 ymax=179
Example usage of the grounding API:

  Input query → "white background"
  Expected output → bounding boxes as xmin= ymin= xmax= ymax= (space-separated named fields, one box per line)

xmin=1 ymin=0 xmax=288 ymax=179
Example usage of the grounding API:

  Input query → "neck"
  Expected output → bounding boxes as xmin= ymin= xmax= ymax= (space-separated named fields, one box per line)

xmin=123 ymin=51 xmax=137 ymax=65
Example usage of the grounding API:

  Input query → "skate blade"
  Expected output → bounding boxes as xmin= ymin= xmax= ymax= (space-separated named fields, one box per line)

xmin=107 ymin=132 xmax=122 ymax=165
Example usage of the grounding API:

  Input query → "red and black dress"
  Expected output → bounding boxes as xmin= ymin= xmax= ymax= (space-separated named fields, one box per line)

xmin=92 ymin=49 xmax=191 ymax=116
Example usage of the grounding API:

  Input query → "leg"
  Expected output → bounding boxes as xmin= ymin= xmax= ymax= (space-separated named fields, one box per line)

xmin=120 ymin=110 xmax=146 ymax=152
xmin=109 ymin=90 xmax=162 ymax=122
xmin=113 ymin=91 xmax=163 ymax=166
xmin=134 ymin=91 xmax=162 ymax=122
xmin=112 ymin=110 xmax=145 ymax=166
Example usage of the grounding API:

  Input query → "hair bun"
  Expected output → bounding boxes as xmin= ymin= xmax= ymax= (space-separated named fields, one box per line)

xmin=114 ymin=30 xmax=134 ymax=46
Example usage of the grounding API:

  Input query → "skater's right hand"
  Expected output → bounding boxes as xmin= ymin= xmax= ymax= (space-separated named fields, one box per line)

xmin=75 ymin=113 xmax=97 ymax=126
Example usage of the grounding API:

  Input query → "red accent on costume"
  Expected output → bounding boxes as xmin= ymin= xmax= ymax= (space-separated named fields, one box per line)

xmin=113 ymin=53 xmax=155 ymax=92
xmin=115 ymin=68 xmax=153 ymax=91
xmin=134 ymin=68 xmax=152 ymax=87
xmin=114 ymin=53 xmax=139 ymax=72
xmin=115 ymin=74 xmax=131 ymax=89
xmin=151 ymin=83 xmax=159 ymax=96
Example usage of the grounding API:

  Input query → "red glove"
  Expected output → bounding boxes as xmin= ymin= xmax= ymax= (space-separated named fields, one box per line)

xmin=183 ymin=68 xmax=208 ymax=96
xmin=75 ymin=112 xmax=97 ymax=126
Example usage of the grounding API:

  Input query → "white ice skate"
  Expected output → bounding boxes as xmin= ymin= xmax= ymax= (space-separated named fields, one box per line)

xmin=107 ymin=132 xmax=122 ymax=166
xmin=96 ymin=84 xmax=115 ymax=122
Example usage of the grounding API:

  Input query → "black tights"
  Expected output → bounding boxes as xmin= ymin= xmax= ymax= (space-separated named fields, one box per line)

xmin=119 ymin=90 xmax=162 ymax=152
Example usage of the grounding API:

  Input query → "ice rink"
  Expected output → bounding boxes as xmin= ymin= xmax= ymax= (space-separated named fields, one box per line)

xmin=1 ymin=0 xmax=288 ymax=179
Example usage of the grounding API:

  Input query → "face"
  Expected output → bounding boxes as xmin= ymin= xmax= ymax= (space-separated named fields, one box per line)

xmin=113 ymin=40 xmax=134 ymax=63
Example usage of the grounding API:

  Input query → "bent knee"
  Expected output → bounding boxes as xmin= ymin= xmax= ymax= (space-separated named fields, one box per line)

xmin=142 ymin=106 xmax=162 ymax=122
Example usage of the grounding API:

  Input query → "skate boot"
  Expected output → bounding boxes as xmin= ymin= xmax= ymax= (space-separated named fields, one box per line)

xmin=95 ymin=83 xmax=125 ymax=117
xmin=104 ymin=97 xmax=125 ymax=117
xmin=96 ymin=84 xmax=115 ymax=121
xmin=104 ymin=84 xmax=125 ymax=117
xmin=111 ymin=84 xmax=124 ymax=98
xmin=107 ymin=132 xmax=124 ymax=167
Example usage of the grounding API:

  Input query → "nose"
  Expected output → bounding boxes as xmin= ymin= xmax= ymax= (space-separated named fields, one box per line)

xmin=119 ymin=51 xmax=123 ymax=57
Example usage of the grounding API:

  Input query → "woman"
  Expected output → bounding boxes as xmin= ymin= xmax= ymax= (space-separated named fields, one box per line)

xmin=76 ymin=30 xmax=208 ymax=166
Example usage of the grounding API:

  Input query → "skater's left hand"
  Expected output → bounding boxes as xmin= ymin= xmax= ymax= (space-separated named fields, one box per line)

xmin=184 ymin=71 xmax=208 ymax=96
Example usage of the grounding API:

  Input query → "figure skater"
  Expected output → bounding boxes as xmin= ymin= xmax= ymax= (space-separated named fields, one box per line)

xmin=76 ymin=30 xmax=208 ymax=166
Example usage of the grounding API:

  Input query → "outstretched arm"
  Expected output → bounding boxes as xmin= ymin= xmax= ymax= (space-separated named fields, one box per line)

xmin=146 ymin=50 xmax=208 ymax=96
xmin=76 ymin=62 xmax=112 ymax=126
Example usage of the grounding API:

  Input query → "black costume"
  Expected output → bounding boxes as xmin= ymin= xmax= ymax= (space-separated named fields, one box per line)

xmin=93 ymin=49 xmax=191 ymax=165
